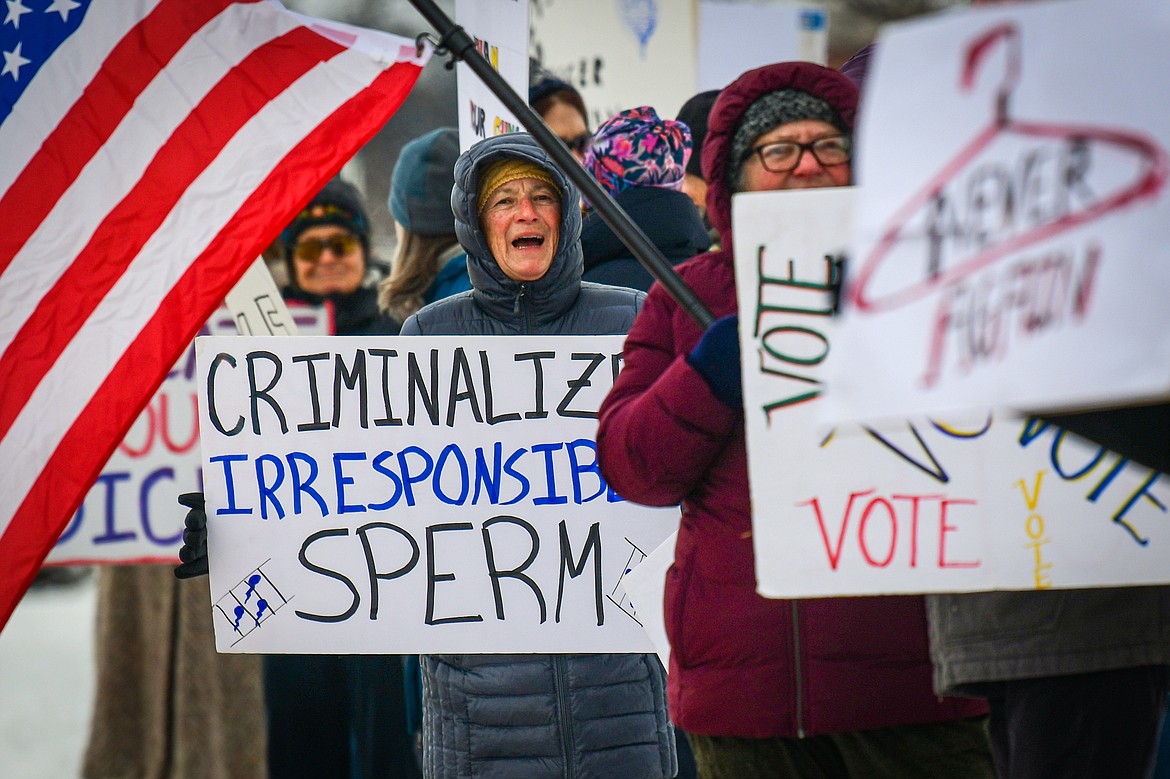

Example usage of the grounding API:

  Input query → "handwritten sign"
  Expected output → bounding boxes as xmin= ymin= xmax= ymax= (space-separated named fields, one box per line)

xmin=196 ymin=335 xmax=680 ymax=653
xmin=456 ymin=0 xmax=528 ymax=152
xmin=224 ymin=257 xmax=300 ymax=337
xmin=47 ymin=305 xmax=329 ymax=565
xmin=826 ymin=0 xmax=1170 ymax=423
xmin=734 ymin=188 xmax=1169 ymax=598
xmin=531 ymin=0 xmax=697 ymax=127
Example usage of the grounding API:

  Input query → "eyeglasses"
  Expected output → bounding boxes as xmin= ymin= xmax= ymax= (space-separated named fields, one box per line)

xmin=564 ymin=132 xmax=592 ymax=155
xmin=293 ymin=233 xmax=359 ymax=262
xmin=749 ymin=135 xmax=852 ymax=173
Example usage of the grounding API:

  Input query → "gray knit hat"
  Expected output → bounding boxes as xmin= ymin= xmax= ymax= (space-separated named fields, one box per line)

xmin=389 ymin=127 xmax=459 ymax=237
xmin=727 ymin=89 xmax=848 ymax=186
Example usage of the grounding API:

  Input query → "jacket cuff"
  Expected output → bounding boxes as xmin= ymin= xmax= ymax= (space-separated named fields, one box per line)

xmin=660 ymin=353 xmax=741 ymax=435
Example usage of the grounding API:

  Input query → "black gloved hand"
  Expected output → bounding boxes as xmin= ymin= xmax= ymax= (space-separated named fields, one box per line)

xmin=686 ymin=313 xmax=743 ymax=409
xmin=174 ymin=492 xmax=209 ymax=580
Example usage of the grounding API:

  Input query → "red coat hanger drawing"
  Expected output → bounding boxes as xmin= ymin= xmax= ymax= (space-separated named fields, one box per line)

xmin=849 ymin=23 xmax=1167 ymax=317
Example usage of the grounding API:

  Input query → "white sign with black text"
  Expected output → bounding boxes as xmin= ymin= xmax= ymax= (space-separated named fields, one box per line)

xmin=197 ymin=335 xmax=679 ymax=653
xmin=734 ymin=188 xmax=1169 ymax=598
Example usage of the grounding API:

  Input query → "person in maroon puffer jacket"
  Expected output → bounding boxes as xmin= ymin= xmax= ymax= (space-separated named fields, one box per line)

xmin=595 ymin=61 xmax=993 ymax=778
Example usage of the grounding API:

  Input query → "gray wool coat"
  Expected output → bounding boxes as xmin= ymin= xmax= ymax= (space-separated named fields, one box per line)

xmin=401 ymin=132 xmax=677 ymax=779
xmin=928 ymin=586 xmax=1170 ymax=696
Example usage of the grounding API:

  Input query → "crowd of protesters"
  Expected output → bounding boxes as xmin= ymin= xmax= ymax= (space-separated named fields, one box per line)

xmin=62 ymin=14 xmax=1170 ymax=779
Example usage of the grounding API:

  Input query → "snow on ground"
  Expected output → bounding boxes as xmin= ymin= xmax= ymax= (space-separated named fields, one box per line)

xmin=0 ymin=574 xmax=96 ymax=779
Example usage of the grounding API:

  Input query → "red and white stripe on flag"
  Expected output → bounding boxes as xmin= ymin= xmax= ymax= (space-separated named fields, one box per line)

xmin=0 ymin=0 xmax=428 ymax=631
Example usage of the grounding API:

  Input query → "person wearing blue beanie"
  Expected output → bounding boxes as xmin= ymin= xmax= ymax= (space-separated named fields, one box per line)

xmin=380 ymin=127 xmax=471 ymax=321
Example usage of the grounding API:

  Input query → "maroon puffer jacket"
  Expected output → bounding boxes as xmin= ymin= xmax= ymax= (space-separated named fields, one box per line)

xmin=596 ymin=61 xmax=987 ymax=739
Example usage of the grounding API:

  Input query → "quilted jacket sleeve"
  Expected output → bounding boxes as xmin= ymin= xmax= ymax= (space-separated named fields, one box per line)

xmin=596 ymin=282 xmax=740 ymax=507
xmin=399 ymin=314 xmax=421 ymax=335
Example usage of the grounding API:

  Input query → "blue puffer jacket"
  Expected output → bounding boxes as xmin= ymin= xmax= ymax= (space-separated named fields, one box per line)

xmin=401 ymin=133 xmax=676 ymax=779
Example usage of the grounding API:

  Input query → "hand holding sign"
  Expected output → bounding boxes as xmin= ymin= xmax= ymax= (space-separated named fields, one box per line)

xmin=687 ymin=314 xmax=743 ymax=408
xmin=175 ymin=492 xmax=209 ymax=580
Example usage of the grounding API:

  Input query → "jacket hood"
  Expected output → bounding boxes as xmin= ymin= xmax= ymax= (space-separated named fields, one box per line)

xmin=702 ymin=62 xmax=859 ymax=249
xmin=451 ymin=133 xmax=583 ymax=324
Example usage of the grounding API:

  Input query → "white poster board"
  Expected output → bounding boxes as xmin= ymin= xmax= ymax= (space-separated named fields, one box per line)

xmin=197 ymin=335 xmax=680 ymax=653
xmin=530 ymin=0 xmax=697 ymax=128
xmin=48 ymin=303 xmax=328 ymax=565
xmin=456 ymin=0 xmax=529 ymax=151
xmin=735 ymin=188 xmax=1169 ymax=598
xmin=826 ymin=0 xmax=1170 ymax=424
xmin=697 ymin=1 xmax=827 ymax=92
xmin=225 ymin=256 xmax=301 ymax=337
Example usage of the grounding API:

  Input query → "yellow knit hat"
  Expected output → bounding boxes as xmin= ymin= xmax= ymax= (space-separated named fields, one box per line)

xmin=477 ymin=158 xmax=561 ymax=213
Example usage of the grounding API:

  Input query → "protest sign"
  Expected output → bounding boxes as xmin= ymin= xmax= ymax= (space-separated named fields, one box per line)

xmin=530 ymin=0 xmax=696 ymax=126
xmin=456 ymin=0 xmax=528 ymax=151
xmin=48 ymin=305 xmax=328 ymax=565
xmin=196 ymin=334 xmax=680 ymax=653
xmin=825 ymin=0 xmax=1170 ymax=423
xmin=735 ymin=188 xmax=1169 ymax=598
xmin=224 ymin=256 xmax=300 ymax=337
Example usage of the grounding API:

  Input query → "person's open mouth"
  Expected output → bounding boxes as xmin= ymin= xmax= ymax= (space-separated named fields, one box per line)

xmin=512 ymin=236 xmax=545 ymax=249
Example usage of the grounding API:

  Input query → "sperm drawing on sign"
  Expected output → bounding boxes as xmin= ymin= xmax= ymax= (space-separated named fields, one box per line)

xmin=213 ymin=561 xmax=289 ymax=646
xmin=607 ymin=539 xmax=649 ymax=626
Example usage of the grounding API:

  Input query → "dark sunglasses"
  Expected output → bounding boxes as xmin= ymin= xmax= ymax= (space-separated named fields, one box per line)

xmin=293 ymin=233 xmax=359 ymax=262
xmin=564 ymin=132 xmax=592 ymax=155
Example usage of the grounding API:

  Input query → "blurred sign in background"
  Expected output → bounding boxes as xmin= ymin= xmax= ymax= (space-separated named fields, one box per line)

xmin=277 ymin=0 xmax=966 ymax=261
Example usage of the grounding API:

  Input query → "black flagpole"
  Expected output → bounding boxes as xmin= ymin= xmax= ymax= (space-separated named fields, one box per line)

xmin=408 ymin=0 xmax=716 ymax=329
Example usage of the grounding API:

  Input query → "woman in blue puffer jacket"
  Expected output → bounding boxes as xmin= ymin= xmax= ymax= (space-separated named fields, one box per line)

xmin=399 ymin=131 xmax=677 ymax=779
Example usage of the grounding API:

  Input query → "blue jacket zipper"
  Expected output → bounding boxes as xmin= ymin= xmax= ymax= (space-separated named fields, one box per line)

xmin=513 ymin=283 xmax=527 ymax=316
xmin=554 ymin=655 xmax=575 ymax=778
xmin=512 ymin=283 xmax=537 ymax=333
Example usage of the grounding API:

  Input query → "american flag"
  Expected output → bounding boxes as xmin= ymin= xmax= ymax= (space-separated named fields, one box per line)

xmin=0 ymin=0 xmax=428 ymax=630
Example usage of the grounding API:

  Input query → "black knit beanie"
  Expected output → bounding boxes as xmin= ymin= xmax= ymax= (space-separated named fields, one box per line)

xmin=675 ymin=90 xmax=720 ymax=179
xmin=280 ymin=177 xmax=369 ymax=280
